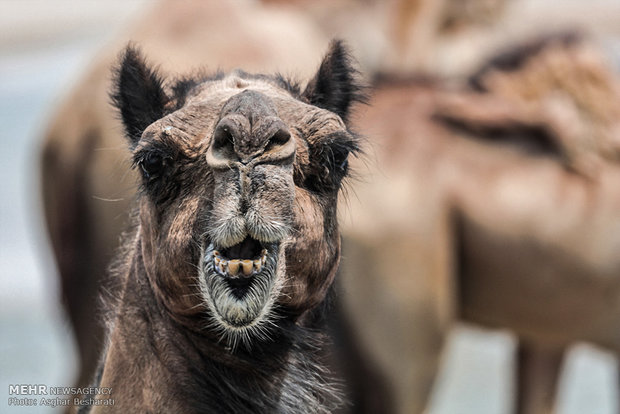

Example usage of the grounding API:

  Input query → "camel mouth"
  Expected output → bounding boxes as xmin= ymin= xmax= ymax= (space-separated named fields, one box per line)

xmin=213 ymin=236 xmax=267 ymax=279
xmin=199 ymin=237 xmax=282 ymax=339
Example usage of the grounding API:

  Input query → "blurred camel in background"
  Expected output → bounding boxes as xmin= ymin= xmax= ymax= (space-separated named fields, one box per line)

xmin=342 ymin=34 xmax=620 ymax=413
xmin=40 ymin=0 xmax=620 ymax=413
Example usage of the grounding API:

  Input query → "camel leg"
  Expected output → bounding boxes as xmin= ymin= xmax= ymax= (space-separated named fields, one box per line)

xmin=412 ymin=319 xmax=446 ymax=414
xmin=42 ymin=135 xmax=102 ymax=386
xmin=515 ymin=340 xmax=565 ymax=414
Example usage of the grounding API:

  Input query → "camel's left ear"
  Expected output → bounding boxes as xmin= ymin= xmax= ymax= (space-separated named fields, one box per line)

xmin=112 ymin=45 xmax=169 ymax=147
xmin=303 ymin=40 xmax=366 ymax=122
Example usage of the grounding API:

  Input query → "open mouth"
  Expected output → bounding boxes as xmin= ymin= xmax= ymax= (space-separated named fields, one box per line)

xmin=213 ymin=236 xmax=268 ymax=279
xmin=211 ymin=236 xmax=272 ymax=299
xmin=201 ymin=235 xmax=281 ymax=334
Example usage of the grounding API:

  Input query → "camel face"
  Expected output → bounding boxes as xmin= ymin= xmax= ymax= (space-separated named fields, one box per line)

xmin=113 ymin=43 xmax=363 ymax=348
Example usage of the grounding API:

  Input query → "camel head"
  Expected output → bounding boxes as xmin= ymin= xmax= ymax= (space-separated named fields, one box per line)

xmin=112 ymin=41 xmax=364 ymax=348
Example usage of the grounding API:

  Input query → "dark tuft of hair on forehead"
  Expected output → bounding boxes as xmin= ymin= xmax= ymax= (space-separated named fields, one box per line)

xmin=167 ymin=70 xmax=303 ymax=112
xmin=168 ymin=71 xmax=227 ymax=110
xmin=169 ymin=77 xmax=202 ymax=109
xmin=273 ymin=73 xmax=303 ymax=98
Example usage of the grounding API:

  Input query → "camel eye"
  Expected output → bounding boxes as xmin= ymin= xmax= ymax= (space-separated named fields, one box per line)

xmin=139 ymin=152 xmax=165 ymax=179
xmin=331 ymin=146 xmax=349 ymax=173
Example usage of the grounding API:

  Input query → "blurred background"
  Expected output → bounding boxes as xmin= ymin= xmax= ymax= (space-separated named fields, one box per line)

xmin=0 ymin=1 xmax=149 ymax=411
xmin=1 ymin=1 xmax=620 ymax=413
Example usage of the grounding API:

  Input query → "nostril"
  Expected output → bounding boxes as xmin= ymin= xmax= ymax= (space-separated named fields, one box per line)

xmin=212 ymin=124 xmax=236 ymax=160
xmin=265 ymin=129 xmax=291 ymax=152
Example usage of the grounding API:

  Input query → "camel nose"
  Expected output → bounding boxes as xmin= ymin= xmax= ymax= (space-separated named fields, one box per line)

xmin=208 ymin=116 xmax=292 ymax=166
xmin=206 ymin=90 xmax=295 ymax=169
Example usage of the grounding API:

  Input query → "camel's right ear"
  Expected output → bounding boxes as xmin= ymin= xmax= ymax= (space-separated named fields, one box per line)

xmin=112 ymin=46 xmax=169 ymax=147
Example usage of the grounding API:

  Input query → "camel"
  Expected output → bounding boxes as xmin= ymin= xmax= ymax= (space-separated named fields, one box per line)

xmin=341 ymin=34 xmax=620 ymax=413
xmin=39 ymin=0 xmax=512 ymax=397
xmin=39 ymin=2 xmax=620 ymax=413
xmin=40 ymin=1 xmax=330 ymax=392
xmin=78 ymin=41 xmax=369 ymax=413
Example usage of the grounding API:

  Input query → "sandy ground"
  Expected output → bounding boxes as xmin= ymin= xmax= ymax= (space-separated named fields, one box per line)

xmin=0 ymin=1 xmax=618 ymax=413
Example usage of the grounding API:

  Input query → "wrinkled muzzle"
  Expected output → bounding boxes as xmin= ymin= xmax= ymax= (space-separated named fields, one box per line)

xmin=198 ymin=89 xmax=297 ymax=346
